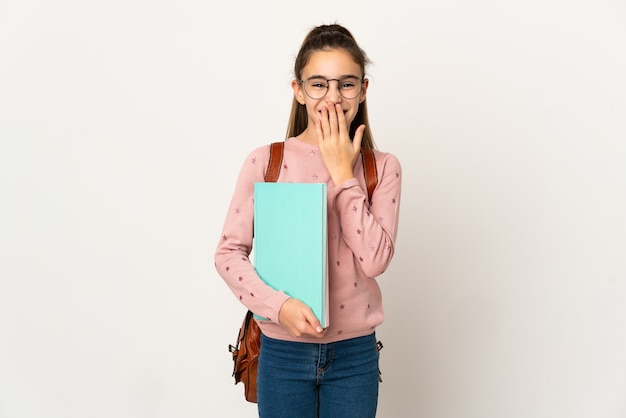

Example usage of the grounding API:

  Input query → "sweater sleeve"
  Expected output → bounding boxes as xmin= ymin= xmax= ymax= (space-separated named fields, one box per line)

xmin=330 ymin=152 xmax=402 ymax=278
xmin=214 ymin=146 xmax=291 ymax=323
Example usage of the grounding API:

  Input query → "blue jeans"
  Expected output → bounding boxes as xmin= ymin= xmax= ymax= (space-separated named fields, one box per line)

xmin=257 ymin=333 xmax=380 ymax=418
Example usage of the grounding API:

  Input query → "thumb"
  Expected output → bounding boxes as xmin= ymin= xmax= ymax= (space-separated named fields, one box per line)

xmin=303 ymin=310 xmax=324 ymax=333
xmin=352 ymin=124 xmax=365 ymax=153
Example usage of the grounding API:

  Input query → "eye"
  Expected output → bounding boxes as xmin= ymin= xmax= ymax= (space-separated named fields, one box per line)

xmin=340 ymin=77 xmax=360 ymax=89
xmin=307 ymin=78 xmax=328 ymax=89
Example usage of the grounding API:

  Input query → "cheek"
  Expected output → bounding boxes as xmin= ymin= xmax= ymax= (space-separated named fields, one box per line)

xmin=346 ymin=106 xmax=359 ymax=124
xmin=306 ymin=101 xmax=323 ymax=117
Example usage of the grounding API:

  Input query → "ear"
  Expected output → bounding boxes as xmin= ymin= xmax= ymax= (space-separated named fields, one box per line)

xmin=359 ymin=78 xmax=369 ymax=104
xmin=292 ymin=79 xmax=306 ymax=105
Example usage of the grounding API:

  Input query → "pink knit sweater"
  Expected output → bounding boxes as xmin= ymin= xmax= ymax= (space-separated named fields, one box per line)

xmin=215 ymin=137 xmax=402 ymax=343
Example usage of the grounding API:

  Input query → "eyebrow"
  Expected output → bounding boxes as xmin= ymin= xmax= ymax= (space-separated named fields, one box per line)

xmin=305 ymin=74 xmax=362 ymax=79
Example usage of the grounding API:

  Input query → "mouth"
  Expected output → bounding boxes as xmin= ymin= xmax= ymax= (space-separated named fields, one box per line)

xmin=318 ymin=108 xmax=348 ymax=115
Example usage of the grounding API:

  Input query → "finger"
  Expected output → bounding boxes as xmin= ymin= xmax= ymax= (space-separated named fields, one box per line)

xmin=311 ymin=327 xmax=328 ymax=338
xmin=319 ymin=105 xmax=330 ymax=140
xmin=303 ymin=309 xmax=325 ymax=334
xmin=326 ymin=101 xmax=339 ymax=137
xmin=335 ymin=103 xmax=349 ymax=139
xmin=315 ymin=118 xmax=324 ymax=144
xmin=352 ymin=124 xmax=365 ymax=152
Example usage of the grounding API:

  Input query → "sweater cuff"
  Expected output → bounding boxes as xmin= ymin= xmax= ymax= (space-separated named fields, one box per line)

xmin=329 ymin=177 xmax=361 ymax=209
xmin=329 ymin=177 xmax=360 ymax=198
xmin=263 ymin=291 xmax=292 ymax=325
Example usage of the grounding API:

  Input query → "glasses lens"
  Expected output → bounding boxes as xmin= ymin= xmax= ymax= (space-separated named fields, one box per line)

xmin=303 ymin=78 xmax=328 ymax=99
xmin=303 ymin=77 xmax=363 ymax=99
xmin=338 ymin=76 xmax=362 ymax=99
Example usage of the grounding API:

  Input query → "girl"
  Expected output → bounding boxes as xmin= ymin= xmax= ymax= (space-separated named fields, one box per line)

xmin=215 ymin=24 xmax=402 ymax=418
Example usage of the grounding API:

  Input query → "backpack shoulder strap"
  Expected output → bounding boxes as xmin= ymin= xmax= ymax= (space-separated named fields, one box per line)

xmin=264 ymin=142 xmax=284 ymax=182
xmin=361 ymin=148 xmax=378 ymax=203
xmin=265 ymin=141 xmax=378 ymax=203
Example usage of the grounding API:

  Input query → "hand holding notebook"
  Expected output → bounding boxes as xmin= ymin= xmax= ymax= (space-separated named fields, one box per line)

xmin=278 ymin=298 xmax=327 ymax=337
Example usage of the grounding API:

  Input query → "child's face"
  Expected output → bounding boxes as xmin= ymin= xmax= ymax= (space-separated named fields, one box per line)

xmin=293 ymin=49 xmax=368 ymax=133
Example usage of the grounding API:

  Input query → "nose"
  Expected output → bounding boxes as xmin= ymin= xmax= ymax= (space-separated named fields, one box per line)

xmin=325 ymin=80 xmax=342 ymax=103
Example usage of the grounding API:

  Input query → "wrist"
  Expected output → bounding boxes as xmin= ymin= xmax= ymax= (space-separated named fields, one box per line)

xmin=332 ymin=169 xmax=355 ymax=186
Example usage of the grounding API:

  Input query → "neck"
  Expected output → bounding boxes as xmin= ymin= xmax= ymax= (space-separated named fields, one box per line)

xmin=294 ymin=128 xmax=318 ymax=146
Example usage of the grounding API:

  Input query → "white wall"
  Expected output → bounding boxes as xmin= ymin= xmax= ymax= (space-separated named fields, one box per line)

xmin=1 ymin=1 xmax=625 ymax=417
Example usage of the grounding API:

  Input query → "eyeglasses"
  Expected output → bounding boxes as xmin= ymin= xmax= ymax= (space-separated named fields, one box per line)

xmin=299 ymin=76 xmax=365 ymax=100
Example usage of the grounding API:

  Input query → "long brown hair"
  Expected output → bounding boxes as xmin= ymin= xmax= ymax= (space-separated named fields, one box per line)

xmin=285 ymin=24 xmax=376 ymax=150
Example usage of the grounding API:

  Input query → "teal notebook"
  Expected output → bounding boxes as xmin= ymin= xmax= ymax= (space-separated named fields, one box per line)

xmin=253 ymin=182 xmax=328 ymax=327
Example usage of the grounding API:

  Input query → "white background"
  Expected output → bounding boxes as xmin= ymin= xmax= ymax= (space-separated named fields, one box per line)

xmin=1 ymin=1 xmax=625 ymax=417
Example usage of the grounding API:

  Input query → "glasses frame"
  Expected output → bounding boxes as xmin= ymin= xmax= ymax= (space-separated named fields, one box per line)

xmin=298 ymin=76 xmax=365 ymax=100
